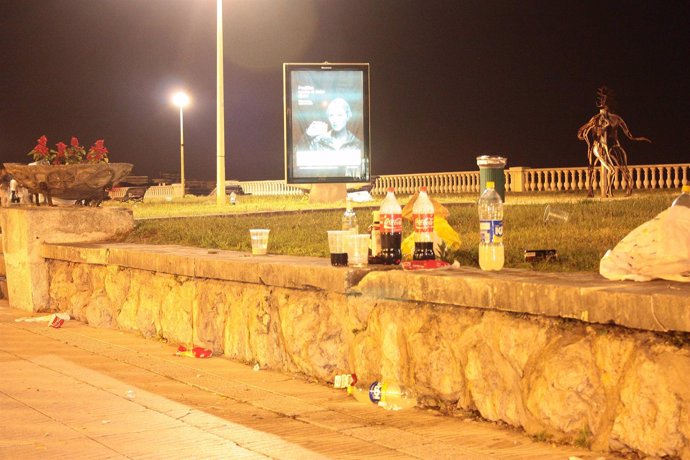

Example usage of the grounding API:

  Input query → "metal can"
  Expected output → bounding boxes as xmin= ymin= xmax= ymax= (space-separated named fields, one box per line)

xmin=524 ymin=249 xmax=558 ymax=263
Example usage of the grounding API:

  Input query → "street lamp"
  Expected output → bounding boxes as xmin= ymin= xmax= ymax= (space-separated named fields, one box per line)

xmin=216 ymin=0 xmax=227 ymax=206
xmin=172 ymin=91 xmax=190 ymax=196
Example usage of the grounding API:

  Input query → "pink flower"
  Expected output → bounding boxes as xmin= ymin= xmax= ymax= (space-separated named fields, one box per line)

xmin=70 ymin=137 xmax=80 ymax=148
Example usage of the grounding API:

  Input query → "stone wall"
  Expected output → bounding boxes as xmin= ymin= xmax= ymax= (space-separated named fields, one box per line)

xmin=42 ymin=243 xmax=690 ymax=460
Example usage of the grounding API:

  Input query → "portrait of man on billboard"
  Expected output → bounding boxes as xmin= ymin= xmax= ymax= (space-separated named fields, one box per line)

xmin=284 ymin=63 xmax=370 ymax=184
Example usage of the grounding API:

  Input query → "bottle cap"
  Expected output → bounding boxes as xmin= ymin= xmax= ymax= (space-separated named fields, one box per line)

xmin=486 ymin=181 xmax=495 ymax=189
xmin=387 ymin=187 xmax=395 ymax=192
xmin=683 ymin=184 xmax=690 ymax=193
xmin=372 ymin=210 xmax=380 ymax=221
xmin=420 ymin=186 xmax=427 ymax=192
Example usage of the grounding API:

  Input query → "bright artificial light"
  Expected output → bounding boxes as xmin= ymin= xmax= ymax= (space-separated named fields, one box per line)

xmin=172 ymin=91 xmax=190 ymax=108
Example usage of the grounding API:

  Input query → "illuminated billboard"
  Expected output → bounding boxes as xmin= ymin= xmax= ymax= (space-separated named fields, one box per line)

xmin=284 ymin=63 xmax=371 ymax=184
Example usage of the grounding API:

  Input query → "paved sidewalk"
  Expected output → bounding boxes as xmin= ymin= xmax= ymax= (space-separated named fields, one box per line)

xmin=0 ymin=299 xmax=611 ymax=459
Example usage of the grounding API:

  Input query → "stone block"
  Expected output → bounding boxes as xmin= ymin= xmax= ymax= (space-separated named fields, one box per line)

xmin=0 ymin=206 xmax=132 ymax=311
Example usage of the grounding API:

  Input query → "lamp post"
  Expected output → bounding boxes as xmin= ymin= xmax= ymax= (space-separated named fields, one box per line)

xmin=216 ymin=0 xmax=227 ymax=206
xmin=172 ymin=91 xmax=190 ymax=196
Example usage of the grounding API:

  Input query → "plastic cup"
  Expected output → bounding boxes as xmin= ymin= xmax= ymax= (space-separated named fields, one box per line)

xmin=346 ymin=234 xmax=370 ymax=268
xmin=327 ymin=230 xmax=350 ymax=266
xmin=249 ymin=229 xmax=270 ymax=255
xmin=543 ymin=205 xmax=569 ymax=223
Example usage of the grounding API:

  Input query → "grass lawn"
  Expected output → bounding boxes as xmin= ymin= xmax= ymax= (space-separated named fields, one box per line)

xmin=111 ymin=190 xmax=679 ymax=273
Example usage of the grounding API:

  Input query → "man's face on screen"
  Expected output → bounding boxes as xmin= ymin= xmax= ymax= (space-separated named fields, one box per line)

xmin=328 ymin=106 xmax=349 ymax=132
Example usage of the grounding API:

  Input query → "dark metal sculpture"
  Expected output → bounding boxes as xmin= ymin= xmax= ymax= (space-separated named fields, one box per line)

xmin=577 ymin=87 xmax=650 ymax=197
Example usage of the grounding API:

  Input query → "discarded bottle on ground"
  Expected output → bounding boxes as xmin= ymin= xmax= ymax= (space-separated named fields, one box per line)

xmin=347 ymin=380 xmax=417 ymax=410
xmin=478 ymin=181 xmax=504 ymax=271
xmin=671 ymin=184 xmax=690 ymax=208
xmin=379 ymin=188 xmax=402 ymax=265
xmin=412 ymin=187 xmax=435 ymax=260
xmin=342 ymin=198 xmax=358 ymax=233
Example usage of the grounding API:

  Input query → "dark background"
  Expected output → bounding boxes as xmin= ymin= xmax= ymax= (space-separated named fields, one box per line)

xmin=1 ymin=0 xmax=688 ymax=181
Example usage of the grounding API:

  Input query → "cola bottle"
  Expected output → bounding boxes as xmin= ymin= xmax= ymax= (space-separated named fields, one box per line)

xmin=379 ymin=188 xmax=402 ymax=265
xmin=413 ymin=187 xmax=435 ymax=260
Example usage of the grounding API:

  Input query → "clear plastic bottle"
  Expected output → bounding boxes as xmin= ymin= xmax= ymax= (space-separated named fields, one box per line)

xmin=342 ymin=198 xmax=358 ymax=233
xmin=368 ymin=210 xmax=382 ymax=260
xmin=478 ymin=181 xmax=504 ymax=271
xmin=347 ymin=380 xmax=417 ymax=411
xmin=413 ymin=187 xmax=435 ymax=260
xmin=671 ymin=184 xmax=690 ymax=208
xmin=379 ymin=188 xmax=402 ymax=265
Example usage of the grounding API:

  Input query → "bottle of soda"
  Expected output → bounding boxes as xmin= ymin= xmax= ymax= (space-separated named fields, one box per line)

xmin=347 ymin=380 xmax=417 ymax=411
xmin=413 ymin=187 xmax=435 ymax=260
xmin=671 ymin=184 xmax=690 ymax=208
xmin=478 ymin=181 xmax=504 ymax=271
xmin=342 ymin=198 xmax=358 ymax=234
xmin=368 ymin=210 xmax=382 ymax=261
xmin=379 ymin=188 xmax=402 ymax=265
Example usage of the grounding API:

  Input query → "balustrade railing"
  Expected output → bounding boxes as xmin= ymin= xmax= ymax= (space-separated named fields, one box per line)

xmin=123 ymin=164 xmax=687 ymax=200
xmin=239 ymin=180 xmax=305 ymax=196
xmin=370 ymin=163 xmax=689 ymax=195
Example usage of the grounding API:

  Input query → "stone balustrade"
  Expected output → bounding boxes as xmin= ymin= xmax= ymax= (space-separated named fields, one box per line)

xmin=239 ymin=180 xmax=305 ymax=196
xmin=229 ymin=163 xmax=689 ymax=198
xmin=141 ymin=184 xmax=183 ymax=201
xmin=371 ymin=163 xmax=690 ymax=195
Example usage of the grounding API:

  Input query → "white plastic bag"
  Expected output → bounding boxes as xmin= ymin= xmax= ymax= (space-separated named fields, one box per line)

xmin=600 ymin=206 xmax=690 ymax=282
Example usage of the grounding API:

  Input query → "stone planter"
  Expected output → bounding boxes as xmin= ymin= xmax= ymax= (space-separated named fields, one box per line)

xmin=3 ymin=163 xmax=133 ymax=206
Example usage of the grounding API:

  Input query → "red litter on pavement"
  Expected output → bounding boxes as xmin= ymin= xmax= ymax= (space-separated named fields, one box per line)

xmin=176 ymin=345 xmax=213 ymax=358
xmin=48 ymin=315 xmax=65 ymax=328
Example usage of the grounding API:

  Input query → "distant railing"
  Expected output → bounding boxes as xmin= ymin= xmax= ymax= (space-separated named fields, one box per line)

xmin=112 ymin=164 xmax=687 ymax=200
xmin=239 ymin=180 xmax=305 ymax=196
xmin=143 ymin=184 xmax=183 ymax=201
xmin=370 ymin=163 xmax=690 ymax=195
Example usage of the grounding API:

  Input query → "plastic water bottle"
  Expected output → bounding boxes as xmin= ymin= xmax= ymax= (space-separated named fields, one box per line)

xmin=478 ymin=181 xmax=504 ymax=271
xmin=342 ymin=198 xmax=358 ymax=234
xmin=347 ymin=380 xmax=417 ymax=411
xmin=379 ymin=188 xmax=402 ymax=265
xmin=368 ymin=210 xmax=382 ymax=260
xmin=671 ymin=184 xmax=690 ymax=208
xmin=413 ymin=187 xmax=435 ymax=260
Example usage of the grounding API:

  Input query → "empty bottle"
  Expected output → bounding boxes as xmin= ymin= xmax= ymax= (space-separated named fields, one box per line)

xmin=413 ymin=187 xmax=435 ymax=260
xmin=671 ymin=184 xmax=690 ymax=208
xmin=368 ymin=210 xmax=382 ymax=262
xmin=478 ymin=181 xmax=504 ymax=271
xmin=342 ymin=199 xmax=358 ymax=233
xmin=347 ymin=380 xmax=417 ymax=411
xmin=379 ymin=188 xmax=402 ymax=265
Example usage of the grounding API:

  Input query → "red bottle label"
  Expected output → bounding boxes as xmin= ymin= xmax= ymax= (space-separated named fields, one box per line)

xmin=413 ymin=213 xmax=434 ymax=233
xmin=380 ymin=214 xmax=402 ymax=233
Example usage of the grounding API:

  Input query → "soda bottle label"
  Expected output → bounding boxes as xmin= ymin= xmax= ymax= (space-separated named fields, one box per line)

xmin=413 ymin=213 xmax=434 ymax=233
xmin=479 ymin=220 xmax=503 ymax=243
xmin=380 ymin=213 xmax=402 ymax=233
xmin=368 ymin=381 xmax=383 ymax=404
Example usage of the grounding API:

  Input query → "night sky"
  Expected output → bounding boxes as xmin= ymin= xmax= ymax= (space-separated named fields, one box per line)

xmin=1 ymin=0 xmax=688 ymax=181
